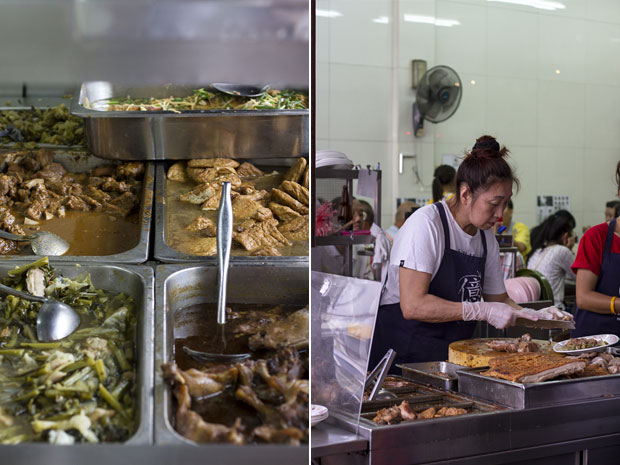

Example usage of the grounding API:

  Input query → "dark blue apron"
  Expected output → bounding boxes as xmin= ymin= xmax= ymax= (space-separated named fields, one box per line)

xmin=572 ymin=218 xmax=620 ymax=337
xmin=369 ymin=202 xmax=487 ymax=373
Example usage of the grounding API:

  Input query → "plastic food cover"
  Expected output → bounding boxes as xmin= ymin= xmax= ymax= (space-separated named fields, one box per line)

xmin=311 ymin=271 xmax=382 ymax=431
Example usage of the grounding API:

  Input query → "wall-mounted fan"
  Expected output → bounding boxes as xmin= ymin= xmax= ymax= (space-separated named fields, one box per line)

xmin=413 ymin=65 xmax=462 ymax=137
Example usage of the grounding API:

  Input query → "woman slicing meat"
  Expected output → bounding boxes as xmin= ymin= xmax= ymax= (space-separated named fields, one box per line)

xmin=571 ymin=161 xmax=620 ymax=337
xmin=369 ymin=136 xmax=571 ymax=370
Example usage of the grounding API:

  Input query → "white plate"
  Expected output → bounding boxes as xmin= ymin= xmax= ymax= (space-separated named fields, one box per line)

xmin=553 ymin=334 xmax=619 ymax=355
xmin=311 ymin=404 xmax=329 ymax=427
xmin=316 ymin=158 xmax=353 ymax=168
xmin=317 ymin=150 xmax=348 ymax=160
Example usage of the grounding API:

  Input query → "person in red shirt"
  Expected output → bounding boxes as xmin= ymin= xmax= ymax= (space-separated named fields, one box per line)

xmin=572 ymin=161 xmax=620 ymax=337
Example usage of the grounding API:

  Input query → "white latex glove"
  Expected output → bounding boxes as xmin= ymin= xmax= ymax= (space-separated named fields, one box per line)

xmin=462 ymin=301 xmax=539 ymax=330
xmin=531 ymin=306 xmax=574 ymax=321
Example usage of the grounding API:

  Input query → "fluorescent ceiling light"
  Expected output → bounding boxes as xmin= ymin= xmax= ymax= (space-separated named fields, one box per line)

xmin=487 ymin=0 xmax=565 ymax=11
xmin=316 ymin=9 xmax=342 ymax=18
xmin=373 ymin=16 xmax=389 ymax=24
xmin=403 ymin=14 xmax=460 ymax=27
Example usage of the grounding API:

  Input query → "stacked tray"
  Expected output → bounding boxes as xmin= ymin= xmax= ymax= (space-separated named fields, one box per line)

xmin=71 ymin=82 xmax=309 ymax=160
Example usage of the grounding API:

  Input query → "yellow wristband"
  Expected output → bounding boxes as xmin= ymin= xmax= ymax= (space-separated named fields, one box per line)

xmin=611 ymin=296 xmax=617 ymax=315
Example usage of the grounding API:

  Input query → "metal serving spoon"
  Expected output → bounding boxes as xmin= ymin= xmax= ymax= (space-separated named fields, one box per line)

xmin=211 ymin=83 xmax=269 ymax=98
xmin=183 ymin=182 xmax=250 ymax=364
xmin=0 ymin=230 xmax=69 ymax=256
xmin=0 ymin=283 xmax=80 ymax=341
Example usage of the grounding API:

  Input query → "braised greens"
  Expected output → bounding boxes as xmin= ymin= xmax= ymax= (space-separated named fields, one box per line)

xmin=0 ymin=104 xmax=86 ymax=148
xmin=0 ymin=257 xmax=137 ymax=444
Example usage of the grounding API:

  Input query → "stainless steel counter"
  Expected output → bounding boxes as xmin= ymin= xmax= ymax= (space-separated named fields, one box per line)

xmin=311 ymin=422 xmax=367 ymax=459
xmin=314 ymin=395 xmax=620 ymax=465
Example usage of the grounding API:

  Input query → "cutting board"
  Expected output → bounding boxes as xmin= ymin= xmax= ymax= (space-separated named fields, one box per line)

xmin=449 ymin=338 xmax=556 ymax=368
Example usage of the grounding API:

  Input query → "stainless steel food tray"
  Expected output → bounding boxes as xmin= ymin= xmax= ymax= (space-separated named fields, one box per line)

xmin=398 ymin=361 xmax=463 ymax=391
xmin=153 ymin=162 xmax=308 ymax=264
xmin=0 ymin=150 xmax=153 ymax=263
xmin=457 ymin=367 xmax=620 ymax=409
xmin=0 ymin=261 xmax=154 ymax=444
xmin=0 ymin=96 xmax=86 ymax=151
xmin=71 ymin=82 xmax=309 ymax=160
xmin=154 ymin=263 xmax=308 ymax=455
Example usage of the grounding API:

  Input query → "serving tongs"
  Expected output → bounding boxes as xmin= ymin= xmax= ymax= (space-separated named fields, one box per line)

xmin=364 ymin=349 xmax=396 ymax=401
xmin=183 ymin=182 xmax=251 ymax=364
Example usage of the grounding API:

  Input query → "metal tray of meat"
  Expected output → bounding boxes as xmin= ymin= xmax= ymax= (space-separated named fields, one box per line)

xmin=153 ymin=162 xmax=308 ymax=264
xmin=355 ymin=385 xmax=505 ymax=428
xmin=0 ymin=96 xmax=86 ymax=151
xmin=0 ymin=150 xmax=153 ymax=263
xmin=457 ymin=367 xmax=620 ymax=409
xmin=0 ymin=261 xmax=154 ymax=444
xmin=397 ymin=361 xmax=464 ymax=391
xmin=154 ymin=263 xmax=308 ymax=455
xmin=71 ymin=82 xmax=309 ymax=160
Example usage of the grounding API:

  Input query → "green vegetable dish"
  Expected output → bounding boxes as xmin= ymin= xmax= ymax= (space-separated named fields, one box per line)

xmin=562 ymin=337 xmax=605 ymax=351
xmin=93 ymin=88 xmax=308 ymax=112
xmin=0 ymin=258 xmax=137 ymax=444
xmin=0 ymin=104 xmax=86 ymax=148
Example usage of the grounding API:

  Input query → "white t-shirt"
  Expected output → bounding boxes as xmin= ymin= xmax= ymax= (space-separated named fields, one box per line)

xmin=380 ymin=201 xmax=506 ymax=306
xmin=528 ymin=245 xmax=577 ymax=310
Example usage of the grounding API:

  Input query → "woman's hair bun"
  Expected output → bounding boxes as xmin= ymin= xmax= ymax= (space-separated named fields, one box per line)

xmin=472 ymin=136 xmax=500 ymax=153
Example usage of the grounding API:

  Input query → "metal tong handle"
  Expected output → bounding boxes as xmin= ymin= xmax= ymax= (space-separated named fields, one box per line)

xmin=0 ymin=282 xmax=49 ymax=304
xmin=0 ymin=230 xmax=37 ymax=242
xmin=365 ymin=349 xmax=396 ymax=401
xmin=217 ymin=182 xmax=233 ymax=326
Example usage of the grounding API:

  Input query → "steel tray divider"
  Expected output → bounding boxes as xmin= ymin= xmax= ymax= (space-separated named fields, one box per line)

xmin=0 ymin=155 xmax=154 ymax=264
xmin=153 ymin=163 xmax=309 ymax=265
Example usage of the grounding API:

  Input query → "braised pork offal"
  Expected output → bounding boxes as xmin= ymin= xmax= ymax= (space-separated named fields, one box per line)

xmin=163 ymin=348 xmax=308 ymax=445
xmin=166 ymin=304 xmax=308 ymax=445
xmin=166 ymin=158 xmax=308 ymax=256
xmin=372 ymin=401 xmax=468 ymax=425
xmin=0 ymin=150 xmax=144 ymax=254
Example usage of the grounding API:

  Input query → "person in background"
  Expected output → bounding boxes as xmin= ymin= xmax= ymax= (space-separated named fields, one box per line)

xmin=605 ymin=200 xmax=620 ymax=222
xmin=528 ymin=210 xmax=577 ymax=311
xmin=385 ymin=201 xmax=420 ymax=242
xmin=572 ymin=161 xmax=620 ymax=337
xmin=426 ymin=165 xmax=457 ymax=205
xmin=498 ymin=200 xmax=531 ymax=257
xmin=352 ymin=200 xmax=391 ymax=281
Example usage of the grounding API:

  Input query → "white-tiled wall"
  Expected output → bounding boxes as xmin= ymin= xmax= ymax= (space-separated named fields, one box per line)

xmin=316 ymin=0 xmax=620 ymax=234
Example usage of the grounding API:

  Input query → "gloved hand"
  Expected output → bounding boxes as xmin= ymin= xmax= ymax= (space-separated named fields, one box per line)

xmin=463 ymin=301 xmax=539 ymax=329
xmin=527 ymin=306 xmax=574 ymax=321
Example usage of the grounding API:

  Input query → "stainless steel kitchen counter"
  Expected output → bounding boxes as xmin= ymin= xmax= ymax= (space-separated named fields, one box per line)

xmin=314 ymin=395 xmax=620 ymax=465
xmin=311 ymin=422 xmax=367 ymax=459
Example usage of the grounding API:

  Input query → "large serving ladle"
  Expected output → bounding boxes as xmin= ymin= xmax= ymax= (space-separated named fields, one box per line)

xmin=183 ymin=182 xmax=251 ymax=364
xmin=0 ymin=283 xmax=80 ymax=341
xmin=211 ymin=83 xmax=269 ymax=98
xmin=0 ymin=230 xmax=69 ymax=256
